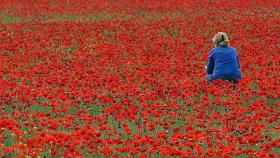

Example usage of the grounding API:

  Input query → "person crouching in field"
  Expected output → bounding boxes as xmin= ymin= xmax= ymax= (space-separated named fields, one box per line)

xmin=206 ymin=32 xmax=242 ymax=84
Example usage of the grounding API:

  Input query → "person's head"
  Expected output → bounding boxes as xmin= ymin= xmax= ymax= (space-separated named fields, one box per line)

xmin=212 ymin=32 xmax=229 ymax=47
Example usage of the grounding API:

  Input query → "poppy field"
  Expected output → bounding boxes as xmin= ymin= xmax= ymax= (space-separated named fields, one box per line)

xmin=0 ymin=0 xmax=279 ymax=157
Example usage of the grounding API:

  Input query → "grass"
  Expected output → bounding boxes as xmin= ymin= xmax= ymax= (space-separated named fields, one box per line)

xmin=0 ymin=11 xmax=116 ymax=23
xmin=0 ymin=9 xmax=187 ymax=24
xmin=0 ymin=12 xmax=23 ymax=23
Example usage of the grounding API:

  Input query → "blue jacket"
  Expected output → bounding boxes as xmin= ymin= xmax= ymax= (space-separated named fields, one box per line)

xmin=207 ymin=46 xmax=242 ymax=80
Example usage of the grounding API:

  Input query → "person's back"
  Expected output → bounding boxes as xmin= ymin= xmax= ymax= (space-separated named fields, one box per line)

xmin=206 ymin=32 xmax=242 ymax=83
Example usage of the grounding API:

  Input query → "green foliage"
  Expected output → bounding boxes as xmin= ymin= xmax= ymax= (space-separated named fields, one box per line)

xmin=0 ymin=12 xmax=23 ymax=23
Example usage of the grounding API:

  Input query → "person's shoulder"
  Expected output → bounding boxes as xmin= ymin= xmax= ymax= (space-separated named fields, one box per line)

xmin=211 ymin=47 xmax=220 ymax=52
xmin=227 ymin=46 xmax=237 ymax=52
xmin=209 ymin=47 xmax=216 ymax=56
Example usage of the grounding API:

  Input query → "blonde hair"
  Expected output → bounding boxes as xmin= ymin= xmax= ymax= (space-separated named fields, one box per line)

xmin=212 ymin=32 xmax=229 ymax=47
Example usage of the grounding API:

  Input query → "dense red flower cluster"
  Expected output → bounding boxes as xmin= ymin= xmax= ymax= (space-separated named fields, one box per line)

xmin=0 ymin=0 xmax=279 ymax=157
